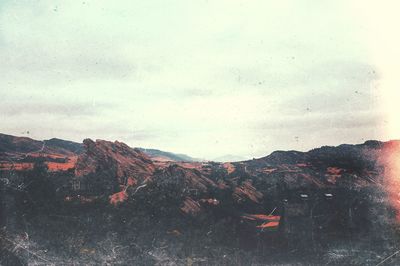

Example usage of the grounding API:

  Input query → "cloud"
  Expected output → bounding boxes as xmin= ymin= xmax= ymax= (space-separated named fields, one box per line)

xmin=256 ymin=110 xmax=385 ymax=131
xmin=0 ymin=101 xmax=112 ymax=117
xmin=0 ymin=0 xmax=388 ymax=158
xmin=1 ymin=50 xmax=137 ymax=81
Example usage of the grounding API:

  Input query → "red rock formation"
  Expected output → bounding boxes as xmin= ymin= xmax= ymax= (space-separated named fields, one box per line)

xmin=180 ymin=197 xmax=202 ymax=215
xmin=233 ymin=180 xmax=263 ymax=203
xmin=157 ymin=164 xmax=217 ymax=192
xmin=109 ymin=191 xmax=128 ymax=206
xmin=75 ymin=139 xmax=156 ymax=186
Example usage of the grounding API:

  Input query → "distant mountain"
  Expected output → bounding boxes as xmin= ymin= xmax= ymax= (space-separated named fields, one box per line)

xmin=137 ymin=147 xmax=200 ymax=162
xmin=212 ymin=154 xmax=248 ymax=162
xmin=44 ymin=138 xmax=84 ymax=154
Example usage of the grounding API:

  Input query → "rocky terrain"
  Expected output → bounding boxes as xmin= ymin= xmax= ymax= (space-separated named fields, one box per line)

xmin=1 ymin=133 xmax=400 ymax=265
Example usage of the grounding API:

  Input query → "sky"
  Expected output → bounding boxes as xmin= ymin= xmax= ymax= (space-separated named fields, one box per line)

xmin=1 ymin=0 xmax=399 ymax=160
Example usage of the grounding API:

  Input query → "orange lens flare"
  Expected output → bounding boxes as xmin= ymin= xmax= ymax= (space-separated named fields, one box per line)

xmin=379 ymin=143 xmax=400 ymax=220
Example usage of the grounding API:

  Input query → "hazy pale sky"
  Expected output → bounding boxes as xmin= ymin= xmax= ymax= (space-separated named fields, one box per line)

xmin=1 ymin=1 xmax=399 ymax=159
